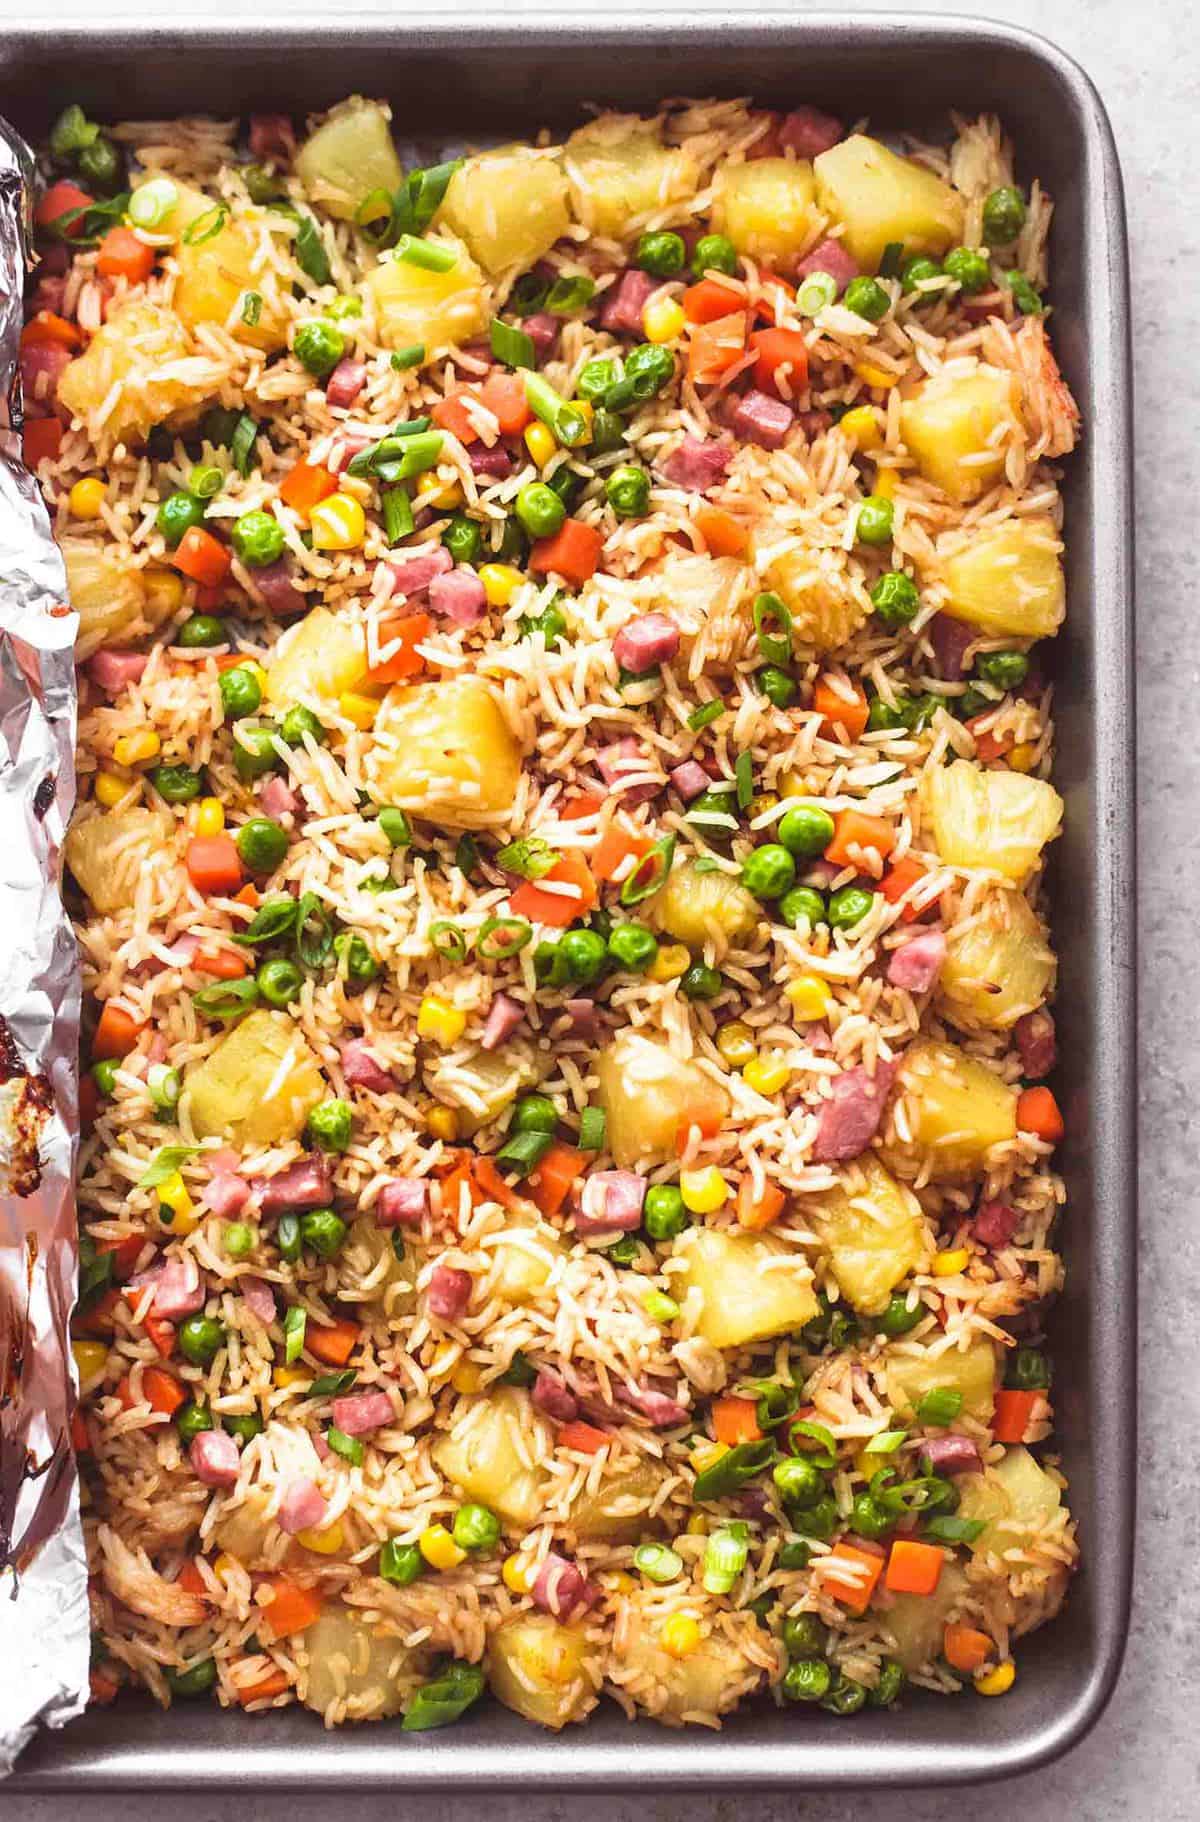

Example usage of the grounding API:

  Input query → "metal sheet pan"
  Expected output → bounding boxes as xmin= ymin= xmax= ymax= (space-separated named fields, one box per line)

xmin=5 ymin=10 xmax=1135 ymax=1788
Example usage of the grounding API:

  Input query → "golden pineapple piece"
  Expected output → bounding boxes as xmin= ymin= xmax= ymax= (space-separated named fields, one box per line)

xmin=922 ymin=759 xmax=1063 ymax=884
xmin=673 ymin=1225 xmax=819 ymax=1349
xmin=957 ymin=1445 xmax=1062 ymax=1556
xmin=755 ymin=537 xmax=869 ymax=653
xmin=364 ymin=234 xmax=487 ymax=356
xmin=173 ymin=222 xmax=287 ymax=353
xmin=813 ymin=134 xmax=965 ymax=272
xmin=880 ymin=1038 xmax=1018 ymax=1182
xmin=65 ymin=807 xmax=173 ymax=914
xmin=294 ymin=98 xmax=404 ymax=221
xmin=438 ymin=148 xmax=571 ymax=279
xmin=57 ymin=301 xmax=213 ymax=450
xmin=301 ymin=1606 xmax=423 ymax=1721
xmin=568 ymin=1461 xmax=667 ymax=1542
xmin=486 ymin=1212 xmax=566 ymax=1306
xmin=711 ymin=157 xmax=820 ymax=264
xmin=564 ymin=120 xmax=695 ymax=240
xmin=432 ymin=1387 xmax=550 ymax=1529
xmin=264 ymin=606 xmax=368 ymax=714
xmin=366 ymin=675 xmax=522 ymax=829
xmin=344 ymin=1215 xmax=419 ymax=1316
xmin=939 ymin=888 xmax=1055 ymax=1033
xmin=63 ymin=541 xmax=178 ymax=659
xmin=883 ymin=1565 xmax=968 ymax=1673
xmin=884 ymin=1333 xmax=997 ymax=1422
xmin=939 ymin=518 xmax=1065 ymax=639
xmin=656 ymin=860 xmax=759 ymax=954
xmin=899 ymin=367 xmax=1021 ymax=502
xmin=809 ymin=1156 xmax=932 ymax=1316
xmin=182 ymin=1008 xmax=325 ymax=1147
xmin=488 ymin=1615 xmax=595 ymax=1730
xmin=595 ymin=1029 xmax=729 ymax=1169
xmin=425 ymin=1047 xmax=534 ymax=1138
xmin=611 ymin=1604 xmax=760 ymax=1725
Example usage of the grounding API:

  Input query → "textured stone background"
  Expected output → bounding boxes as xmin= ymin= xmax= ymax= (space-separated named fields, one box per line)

xmin=6 ymin=0 xmax=1195 ymax=1811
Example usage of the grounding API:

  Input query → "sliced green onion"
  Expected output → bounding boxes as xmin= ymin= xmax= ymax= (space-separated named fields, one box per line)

xmin=230 ymin=412 xmax=259 ymax=479
xmin=241 ymin=291 xmax=263 ymax=327
xmin=923 ymin=1514 xmax=985 ymax=1544
xmin=454 ymin=833 xmax=479 ymax=877
xmin=355 ymin=187 xmax=395 ymax=243
xmin=489 ymin=317 xmax=536 ymax=370
xmin=687 ymin=698 xmax=725 ymax=731
xmin=393 ymin=160 xmax=463 ymax=238
xmin=401 ymin=1662 xmax=484 ymax=1732
xmin=193 ymin=978 xmax=260 ymax=1023
xmin=578 ymin=1106 xmax=606 ymax=1151
xmin=326 ymin=1424 xmax=364 ymax=1465
xmin=291 ymin=211 xmax=331 ymax=285
xmin=702 ymin=1522 xmax=750 ymax=1594
xmin=522 ymin=372 xmax=589 ymax=447
xmin=878 ymin=242 xmax=905 ymax=279
xmin=788 ymin=1418 xmax=838 ymax=1468
xmin=915 ymin=1387 xmax=964 ymax=1426
xmin=692 ymin=855 xmax=722 ymax=874
xmin=633 ymin=1542 xmax=683 ymax=1584
xmin=390 ymin=344 xmax=425 ymax=371
xmin=693 ymin=1438 xmax=775 ymax=1501
xmin=752 ymin=590 xmax=793 ymax=664
xmin=477 ymin=915 xmax=533 ymax=960
xmin=618 ymin=834 xmax=676 ymax=907
xmin=137 ymin=1145 xmax=199 ymax=1189
xmin=182 ymin=203 xmax=227 ymax=246
xmin=188 ymin=464 xmax=223 ymax=500
xmin=283 ymin=1305 xmax=306 ymax=1364
xmin=545 ymin=275 xmax=595 ymax=315
xmin=429 ymin=920 xmax=468 ymax=963
xmin=146 ymin=1063 xmax=181 ymax=1113
xmin=796 ymin=271 xmax=839 ymax=316
xmin=394 ymin=234 xmax=457 ymax=273
xmin=128 ymin=177 xmax=179 ymax=230
xmin=295 ymin=891 xmax=333 ymax=969
xmin=381 ymin=485 xmax=414 ymax=545
xmin=496 ymin=835 xmax=559 ymax=881
xmin=375 ymin=431 xmax=444 ymax=483
xmin=494 ymin=1129 xmax=555 ymax=1177
xmin=235 ymin=894 xmax=300 ymax=946
xmin=864 ymin=1429 xmax=908 ymax=1455
xmin=735 ymin=750 xmax=754 ymax=809
xmin=642 ymin=1288 xmax=680 ymax=1325
xmin=310 ymin=1369 xmax=357 ymax=1396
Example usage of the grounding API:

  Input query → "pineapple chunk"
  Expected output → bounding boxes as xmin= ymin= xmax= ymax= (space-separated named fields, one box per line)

xmin=657 ymin=860 xmax=759 ymax=954
xmin=173 ymin=218 xmax=287 ymax=353
xmin=366 ymin=675 xmax=522 ymax=829
xmin=922 ymin=760 xmax=1063 ymax=884
xmin=885 ymin=1334 xmax=997 ymax=1423
xmin=438 ymin=148 xmax=571 ymax=279
xmin=486 ymin=1212 xmax=566 ymax=1306
xmin=957 ymin=1445 xmax=1062 ymax=1556
xmin=65 ymin=807 xmax=172 ymax=914
xmin=211 ymin=1484 xmax=274 ymax=1565
xmin=57 ymin=301 xmax=211 ymax=450
xmin=295 ymin=98 xmax=404 ymax=222
xmin=432 ymin=1387 xmax=549 ymax=1528
xmin=564 ymin=120 xmax=695 ymax=240
xmin=809 ymin=1157 xmax=931 ymax=1316
xmin=939 ymin=519 xmax=1065 ymax=639
xmin=264 ymin=605 xmax=367 ymax=715
xmin=883 ymin=1564 xmax=967 ymax=1673
xmin=364 ymin=234 xmax=487 ymax=356
xmin=711 ymin=157 xmax=820 ymax=264
xmin=425 ymin=1047 xmax=533 ymax=1138
xmin=488 ymin=1615 xmax=595 ymax=1730
xmin=568 ymin=1461 xmax=667 ymax=1542
xmin=301 ymin=1605 xmax=423 ymax=1721
xmin=182 ymin=1008 xmax=325 ymax=1147
xmin=939 ymin=888 xmax=1056 ymax=1033
xmin=344 ymin=1215 xmax=419 ymax=1316
xmin=755 ymin=536 xmax=869 ymax=653
xmin=611 ymin=1606 xmax=758 ymax=1725
xmin=674 ymin=1225 xmax=819 ymax=1349
xmin=899 ymin=367 xmax=1021 ymax=502
xmin=813 ymin=134 xmax=965 ymax=272
xmin=595 ymin=1029 xmax=729 ymax=1169
xmin=881 ymin=1038 xmax=1017 ymax=1181
xmin=63 ymin=541 xmax=178 ymax=659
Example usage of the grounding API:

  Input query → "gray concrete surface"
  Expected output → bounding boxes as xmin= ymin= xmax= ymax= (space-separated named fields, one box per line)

xmin=5 ymin=0 xmax=1196 ymax=1813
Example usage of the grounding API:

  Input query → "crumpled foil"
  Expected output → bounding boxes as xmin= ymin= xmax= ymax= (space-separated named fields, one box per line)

xmin=0 ymin=117 xmax=89 ymax=1770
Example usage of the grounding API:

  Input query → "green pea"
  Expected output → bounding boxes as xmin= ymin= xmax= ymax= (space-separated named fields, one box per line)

xmin=512 ymin=1093 xmax=558 ymax=1136
xmin=218 ymin=665 xmax=263 ymax=720
xmin=452 ymin=1502 xmax=501 ymax=1551
xmin=49 ymin=104 xmax=96 ymax=159
xmin=91 ymin=1057 xmax=120 ymax=1095
xmin=606 ymin=464 xmax=651 ymax=519
xmin=380 ymin=1538 xmax=423 ymax=1585
xmin=778 ymin=805 xmax=835 ymax=859
xmin=233 ymin=723 xmax=280 ymax=781
xmin=1010 ymin=1346 xmax=1052 ymax=1390
xmin=300 ymin=1208 xmax=347 ymax=1259
xmin=156 ymin=491 xmax=206 ymax=549
xmin=224 ymin=1411 xmax=264 ymax=1445
xmin=822 ymin=1672 xmax=868 ymax=1715
xmin=866 ymin=694 xmax=909 ymax=733
xmin=577 ymin=357 xmax=621 ymax=403
xmin=166 ymin=1659 xmax=217 ymax=1699
xmin=643 ymin=1183 xmax=687 ymax=1241
xmin=828 ymin=884 xmax=875 ymax=930
xmin=635 ymin=231 xmax=686 ymax=278
xmin=782 ymin=1613 xmax=827 ymax=1660
xmin=741 ymin=843 xmax=797 ymax=902
xmin=251 ymin=958 xmax=300 ymax=1013
xmin=377 ymin=806 xmax=412 ymax=849
xmin=772 ymin=1457 xmax=825 ymax=1508
xmin=623 ymin=342 xmax=674 ymax=400
xmin=982 ymin=185 xmax=1026 ymax=246
xmin=876 ymin=1292 xmax=923 ymax=1337
xmin=870 ymin=570 xmax=920 ymax=629
xmin=783 ymin=1658 xmax=831 ymax=1703
xmin=790 ymin=1494 xmax=839 ymax=1540
xmin=855 ymin=495 xmax=895 ymax=547
xmin=515 ymin=481 xmax=566 ymax=541
xmin=443 ymin=515 xmax=482 ymax=565
xmin=306 ymin=1098 xmax=352 ymax=1153
xmin=150 ymin=763 xmax=203 ymax=804
xmin=778 ymin=885 xmax=826 ymax=931
xmin=850 ymin=1492 xmax=895 ymax=1540
xmin=778 ymin=1538 xmax=814 ymax=1570
xmin=518 ymin=602 xmax=568 ymax=648
xmin=692 ymin=233 xmax=738 ymax=279
xmin=560 ymin=927 xmax=608 ymax=984
xmin=758 ymin=665 xmax=797 ymax=709
xmin=178 ymin=1316 xmax=225 ymax=1367
xmin=1004 ymin=270 xmax=1044 ymax=317
xmin=943 ymin=246 xmax=991 ymax=295
xmin=843 ymin=276 xmax=890 ymax=323
xmin=326 ymin=294 xmax=364 ymax=322
xmin=175 ymin=1401 xmax=214 ymax=1444
xmin=334 ymin=930 xmax=379 ymax=989
xmin=606 ymin=921 xmax=658 ymax=974
xmin=236 ymin=817 xmax=288 ymax=873
xmin=176 ymin=613 xmax=227 ymax=649
xmin=279 ymin=704 xmax=326 ymax=748
xmin=78 ymin=135 xmax=120 ymax=190
xmin=294 ymin=320 xmax=346 ymax=377
xmin=231 ymin=509 xmax=286 ymax=568
xmin=901 ymin=255 xmax=943 ymax=295
xmin=681 ymin=962 xmax=723 ymax=1001
xmin=243 ymin=163 xmax=283 ymax=204
xmin=589 ymin=409 xmax=627 ymax=454
xmin=868 ymin=1659 xmax=905 ymax=1708
xmin=223 ymin=1221 xmax=257 ymax=1259
xmin=975 ymin=650 xmax=1029 ymax=690
xmin=277 ymin=1212 xmax=303 ymax=1263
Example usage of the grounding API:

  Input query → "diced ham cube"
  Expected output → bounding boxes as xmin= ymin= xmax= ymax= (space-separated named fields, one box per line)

xmin=240 ymin=1276 xmax=277 ymax=1326
xmin=248 ymin=114 xmax=296 ymax=164
xmin=596 ymin=736 xmax=659 ymax=805
xmin=778 ymin=106 xmax=843 ymax=159
xmin=921 ymin=1434 xmax=983 ymax=1477
xmin=612 ymin=612 xmax=680 ymax=673
xmin=620 ymin=1379 xmax=688 ymax=1428
xmin=564 ymin=998 xmax=598 ymax=1039
xmin=469 ymin=442 xmax=513 ymax=479
xmin=87 ymin=650 xmax=147 ymax=695
xmin=340 ymin=1038 xmax=395 ymax=1094
xmin=326 ymin=358 xmax=367 ymax=410
xmin=375 ymin=1178 xmax=428 ymax=1228
xmin=481 ymin=992 xmax=525 ymax=1051
xmin=794 ymin=238 xmax=859 ymax=293
xmin=669 ymin=759 xmax=711 ymax=804
xmin=886 ymin=929 xmax=947 ymax=995
xmin=929 ymin=614 xmax=977 ymax=683
xmin=428 ymin=1263 xmax=472 ymax=1320
xmin=600 ymin=268 xmax=660 ymax=334
xmin=203 ymin=1167 xmax=250 ymax=1219
xmin=532 ymin=1368 xmax=578 ymax=1422
xmin=278 ymin=1477 xmax=327 ymax=1535
xmin=657 ymin=435 xmax=731 ymax=493
xmin=259 ymin=774 xmax=298 ymax=819
xmin=252 ymin=1157 xmax=332 ymax=1214
xmin=810 ymin=1061 xmax=896 ymax=1163
xmin=523 ymin=312 xmax=559 ymax=358
xmin=331 ymin=1389 xmax=395 ymax=1436
xmin=973 ymin=1199 xmax=1020 ymax=1248
xmin=250 ymin=559 xmax=307 ymax=618
xmin=574 ymin=1171 xmax=645 ymax=1235
xmin=189 ymin=1430 xmax=241 ymax=1488
xmin=386 ymin=546 xmax=454 ymax=599
xmin=732 ymin=389 xmax=794 ymax=450
xmin=429 ymin=565 xmax=487 ymax=626
xmin=128 ymin=1257 xmax=205 ymax=1321
xmin=532 ymin=1551 xmax=596 ymax=1620
xmin=21 ymin=340 xmax=72 ymax=418
xmin=1015 ymin=1009 xmax=1057 ymax=1079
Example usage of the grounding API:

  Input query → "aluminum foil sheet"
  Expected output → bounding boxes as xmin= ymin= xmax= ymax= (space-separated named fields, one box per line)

xmin=0 ymin=117 xmax=89 ymax=1771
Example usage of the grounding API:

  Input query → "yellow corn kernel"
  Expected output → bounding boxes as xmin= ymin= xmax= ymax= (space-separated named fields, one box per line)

xmin=273 ymin=1365 xmax=310 ymax=1388
xmin=716 ymin=1021 xmax=756 ymax=1069
xmin=451 ymin=1361 xmax=482 ymax=1395
xmin=648 ymin=943 xmax=690 ymax=983
xmin=213 ymin=1552 xmax=241 ymax=1584
xmin=785 ymin=974 xmax=833 ymax=1022
xmin=478 ymin=563 xmax=524 ymax=608
xmin=685 ymin=1513 xmax=709 ymax=1537
xmin=310 ymin=493 xmax=366 ymax=551
xmin=749 ymin=792 xmax=779 ymax=820
xmin=68 ymin=476 xmax=107 ymax=519
xmin=932 ymin=1247 xmax=970 ymax=1277
xmin=643 ymin=295 xmax=686 ymax=344
xmin=524 ymin=421 xmax=558 ymax=468
xmin=72 ymin=1340 xmax=109 ymax=1384
xmin=193 ymin=796 xmax=225 ymax=837
xmin=424 ymin=1102 xmax=460 ymax=1143
xmin=840 ymin=405 xmax=882 ymax=452
xmin=680 ymin=1165 xmax=729 ymax=1214
xmin=420 ymin=1524 xmax=467 ymax=1571
xmin=416 ymin=470 xmax=465 ymax=510
xmin=94 ymin=771 xmax=130 ymax=809
xmin=974 ymin=1660 xmax=1016 ymax=1697
xmin=338 ymin=690 xmax=380 ymax=731
xmin=430 ymin=1340 xmax=459 ymax=1380
xmin=112 ymin=728 xmax=161 ymax=767
xmin=742 ymin=1054 xmax=791 ymax=1096
xmin=155 ymin=1170 xmax=199 ymax=1236
xmin=143 ymin=567 xmax=185 ymax=618
xmin=872 ymin=466 xmax=899 ymax=500
xmin=854 ymin=360 xmax=902 ymax=390
xmin=691 ymin=1442 xmax=728 ymax=1477
xmin=296 ymin=1520 xmax=345 ymax=1554
xmin=1008 ymin=742 xmax=1039 ymax=774
xmin=608 ymin=1571 xmax=636 ymax=1595
xmin=502 ymin=1553 xmax=534 ymax=1594
xmin=417 ymin=994 xmax=467 ymax=1047
xmin=660 ymin=1614 xmax=702 ymax=1659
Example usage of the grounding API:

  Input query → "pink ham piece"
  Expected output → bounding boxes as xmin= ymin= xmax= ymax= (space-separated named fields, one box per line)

xmin=386 ymin=546 xmax=453 ymax=599
xmin=203 ymin=1166 xmax=250 ymax=1218
xmin=340 ymin=1038 xmax=394 ymax=1094
xmin=481 ymin=992 xmax=525 ymax=1051
xmin=311 ymin=1429 xmax=331 ymax=1462
xmin=669 ymin=759 xmax=711 ymax=804
xmin=328 ymin=432 xmax=372 ymax=475
xmin=929 ymin=614 xmax=976 ymax=683
xmin=886 ymin=929 xmax=947 ymax=994
xmin=523 ymin=312 xmax=559 ymax=358
xmin=657 ymin=435 xmax=731 ymax=492
xmin=613 ymin=612 xmax=680 ymax=673
xmin=732 ymin=389 xmax=794 ymax=450
xmin=259 ymin=774 xmax=298 ymax=819
xmin=564 ymin=997 xmax=598 ymax=1039
xmin=575 ymin=1171 xmax=645 ymax=1235
xmin=249 ymin=114 xmax=295 ymax=163
xmin=375 ymin=1178 xmax=428 ymax=1228
xmin=779 ymin=106 xmax=843 ymax=159
xmin=129 ymin=1257 xmax=205 ymax=1321
xmin=596 ymin=736 xmax=658 ymax=805
xmin=32 ymin=274 xmax=68 ymax=316
xmin=189 ymin=1430 xmax=241 ymax=1488
xmin=88 ymin=650 xmax=147 ymax=695
xmin=811 ymin=1061 xmax=896 ymax=1163
xmin=794 ymin=238 xmax=859 ymax=293
xmin=973 ymin=1199 xmax=1020 ymax=1249
xmin=252 ymin=1156 xmax=332 ymax=1214
xmin=240 ymin=1276 xmax=277 ymax=1325
xmin=1015 ymin=1009 xmax=1057 ymax=1079
xmin=428 ymin=1263 xmax=472 ymax=1320
xmin=250 ymin=559 xmax=306 ymax=618
xmin=532 ymin=1368 xmax=579 ymax=1422
xmin=921 ymin=1434 xmax=983 ymax=1477
xmin=469 ymin=442 xmax=513 ymax=478
xmin=325 ymin=358 xmax=366 ymax=409
xmin=532 ymin=1551 xmax=596 ymax=1620
xmin=600 ymin=268 xmax=660 ymax=334
xmin=278 ymin=1477 xmax=327 ymax=1535
xmin=620 ymin=1380 xmax=688 ymax=1428
xmin=331 ymin=1389 xmax=395 ymax=1436
xmin=429 ymin=566 xmax=487 ymax=626
xmin=20 ymin=340 xmax=72 ymax=416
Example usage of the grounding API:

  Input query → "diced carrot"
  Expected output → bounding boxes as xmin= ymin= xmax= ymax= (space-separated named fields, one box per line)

xmin=89 ymin=1666 xmax=120 ymax=1706
xmin=480 ymin=370 xmax=532 ymax=436
xmin=967 ymin=715 xmax=1016 ymax=763
xmin=1017 ymin=1086 xmax=1064 ymax=1143
xmin=176 ymin=1558 xmax=210 ymax=1597
xmin=35 ymin=180 xmax=93 ymax=235
xmin=674 ymin=1088 xmax=727 ymax=1151
xmin=823 ymin=1542 xmax=884 ymax=1614
xmin=471 ymin=1154 xmax=527 ymax=1213
xmin=173 ymin=526 xmax=231 ymax=588
xmin=279 ymin=459 xmax=337 ymax=517
xmin=186 ymin=834 xmax=243 ymax=897
xmin=561 ymin=791 xmax=604 ymax=821
xmin=687 ymin=312 xmax=748 ymax=386
xmin=93 ymin=1001 xmax=144 ymax=1060
xmin=885 ymin=1538 xmax=945 ymax=1597
xmin=529 ymin=518 xmax=604 ymax=588
xmin=74 ymin=1288 xmax=119 ymax=1338
xmin=194 ymin=944 xmax=250 ymax=979
xmin=96 ymin=226 xmax=156 ymax=285
xmin=21 ymin=310 xmax=82 ymax=351
xmin=364 ymin=612 xmax=431 ymax=685
xmin=682 ymin=277 xmax=746 ymax=325
xmin=97 ymin=1232 xmax=144 ymax=1279
xmin=748 ymin=326 xmax=810 ymax=397
xmin=210 ymin=650 xmax=254 ymax=672
xmin=813 ymin=674 xmax=869 ymax=743
xmin=880 ymin=855 xmax=938 ymax=924
xmin=992 ymin=1388 xmax=1040 ymax=1444
xmin=234 ymin=882 xmax=260 ymax=910
xmin=526 ymin=1142 xmax=585 ymax=1220
xmin=590 ymin=820 xmax=653 ymax=885
xmin=943 ymin=1623 xmax=996 ymax=1675
xmin=735 ymin=1177 xmax=786 ymax=1231
xmin=431 ymin=390 xmax=481 ymax=445
xmin=23 ymin=416 xmax=63 ymax=466
xmin=116 ymin=1374 xmax=134 ymax=1410
xmin=260 ymin=1575 xmax=323 ymax=1636
xmin=142 ymin=1366 xmax=187 ymax=1416
xmin=508 ymin=849 xmax=597 ymax=928
xmin=70 ymin=1406 xmax=91 ymax=1454
xmin=712 ymin=1395 xmax=762 ymax=1446
xmin=557 ymin=1420 xmax=611 ymax=1455
xmin=694 ymin=504 xmax=750 ymax=558
xmin=824 ymin=809 xmax=897 ymax=869
xmin=307 ymin=1319 xmax=359 ymax=1367
xmin=144 ymin=1314 xmax=177 ymax=1359
xmin=236 ymin=1665 xmax=291 ymax=1706
xmin=437 ymin=1156 xmax=484 ymax=1216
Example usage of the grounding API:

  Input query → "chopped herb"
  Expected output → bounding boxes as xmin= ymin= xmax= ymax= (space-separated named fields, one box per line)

xmin=496 ymin=835 xmax=559 ymax=880
xmin=283 ymin=1305 xmax=306 ymax=1364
